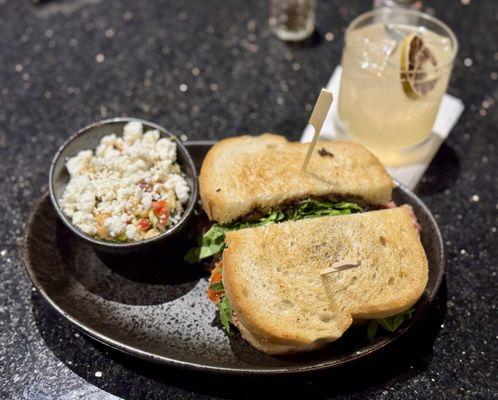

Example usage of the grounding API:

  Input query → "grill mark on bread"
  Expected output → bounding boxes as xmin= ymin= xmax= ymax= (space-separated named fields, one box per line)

xmin=318 ymin=148 xmax=335 ymax=157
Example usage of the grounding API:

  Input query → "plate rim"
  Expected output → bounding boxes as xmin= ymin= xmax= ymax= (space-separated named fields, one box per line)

xmin=23 ymin=141 xmax=445 ymax=375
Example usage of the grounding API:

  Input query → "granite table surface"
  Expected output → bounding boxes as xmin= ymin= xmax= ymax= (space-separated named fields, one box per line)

xmin=0 ymin=0 xmax=496 ymax=399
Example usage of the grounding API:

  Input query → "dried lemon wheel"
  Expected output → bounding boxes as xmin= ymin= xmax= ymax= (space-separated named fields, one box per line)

xmin=400 ymin=33 xmax=438 ymax=99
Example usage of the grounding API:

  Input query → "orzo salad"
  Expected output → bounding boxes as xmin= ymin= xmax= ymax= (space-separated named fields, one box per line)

xmin=60 ymin=121 xmax=190 ymax=242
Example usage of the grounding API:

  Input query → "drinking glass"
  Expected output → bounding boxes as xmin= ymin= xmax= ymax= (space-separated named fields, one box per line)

xmin=335 ymin=8 xmax=458 ymax=166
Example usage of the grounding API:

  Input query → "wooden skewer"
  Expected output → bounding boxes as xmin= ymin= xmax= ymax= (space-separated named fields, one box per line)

xmin=301 ymin=89 xmax=334 ymax=172
xmin=320 ymin=259 xmax=361 ymax=275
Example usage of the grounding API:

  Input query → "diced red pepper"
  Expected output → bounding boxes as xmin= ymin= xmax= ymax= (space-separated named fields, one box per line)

xmin=207 ymin=261 xmax=223 ymax=304
xmin=138 ymin=218 xmax=151 ymax=231
xmin=152 ymin=200 xmax=168 ymax=216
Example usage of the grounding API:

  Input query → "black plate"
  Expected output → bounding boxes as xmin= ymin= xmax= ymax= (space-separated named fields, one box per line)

xmin=23 ymin=141 xmax=444 ymax=375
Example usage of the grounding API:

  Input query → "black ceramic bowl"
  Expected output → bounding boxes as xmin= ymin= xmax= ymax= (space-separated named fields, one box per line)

xmin=49 ymin=118 xmax=198 ymax=253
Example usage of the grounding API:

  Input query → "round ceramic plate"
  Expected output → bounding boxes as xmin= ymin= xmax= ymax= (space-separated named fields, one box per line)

xmin=23 ymin=141 xmax=444 ymax=375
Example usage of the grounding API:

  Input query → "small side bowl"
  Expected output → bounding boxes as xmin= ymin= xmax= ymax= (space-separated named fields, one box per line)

xmin=49 ymin=117 xmax=198 ymax=253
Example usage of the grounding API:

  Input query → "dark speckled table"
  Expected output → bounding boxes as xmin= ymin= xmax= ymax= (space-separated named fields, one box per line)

xmin=1 ymin=0 xmax=496 ymax=399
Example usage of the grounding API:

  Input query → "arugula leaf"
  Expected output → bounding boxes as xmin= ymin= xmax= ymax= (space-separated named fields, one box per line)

xmin=231 ymin=211 xmax=286 ymax=230
xmin=217 ymin=295 xmax=233 ymax=335
xmin=291 ymin=199 xmax=362 ymax=221
xmin=208 ymin=266 xmax=233 ymax=335
xmin=367 ymin=320 xmax=379 ymax=340
xmin=333 ymin=201 xmax=363 ymax=211
xmin=185 ymin=200 xmax=362 ymax=263
xmin=184 ymin=212 xmax=286 ymax=263
xmin=184 ymin=224 xmax=229 ymax=263
xmin=367 ymin=308 xmax=415 ymax=340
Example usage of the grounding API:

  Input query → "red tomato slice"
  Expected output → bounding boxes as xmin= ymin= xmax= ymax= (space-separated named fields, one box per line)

xmin=207 ymin=261 xmax=223 ymax=304
xmin=138 ymin=219 xmax=151 ymax=231
xmin=152 ymin=200 xmax=167 ymax=216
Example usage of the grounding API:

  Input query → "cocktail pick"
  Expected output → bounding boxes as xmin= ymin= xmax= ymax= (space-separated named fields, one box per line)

xmin=320 ymin=259 xmax=361 ymax=275
xmin=301 ymin=89 xmax=334 ymax=172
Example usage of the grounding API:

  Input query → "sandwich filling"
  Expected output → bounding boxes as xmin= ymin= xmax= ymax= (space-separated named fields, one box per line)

xmin=206 ymin=261 xmax=234 ymax=334
xmin=185 ymin=199 xmax=363 ymax=264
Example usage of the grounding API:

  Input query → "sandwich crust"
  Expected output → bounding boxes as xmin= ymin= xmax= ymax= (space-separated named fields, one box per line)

xmin=222 ymin=206 xmax=428 ymax=355
xmin=200 ymin=134 xmax=393 ymax=224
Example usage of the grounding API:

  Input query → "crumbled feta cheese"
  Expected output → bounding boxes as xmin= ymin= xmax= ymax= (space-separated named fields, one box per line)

xmin=127 ymin=159 xmax=148 ymax=173
xmin=143 ymin=129 xmax=160 ymax=143
xmin=78 ymin=191 xmax=96 ymax=213
xmin=123 ymin=121 xmax=143 ymax=143
xmin=104 ymin=215 xmax=126 ymax=238
xmin=66 ymin=150 xmax=93 ymax=177
xmin=71 ymin=211 xmax=96 ymax=235
xmin=117 ymin=187 xmax=133 ymax=200
xmin=141 ymin=192 xmax=153 ymax=210
xmin=96 ymin=143 xmax=120 ymax=158
xmin=174 ymin=177 xmax=190 ymax=203
xmin=125 ymin=224 xmax=137 ymax=240
xmin=164 ymin=174 xmax=190 ymax=203
xmin=60 ymin=121 xmax=190 ymax=242
xmin=156 ymin=138 xmax=177 ymax=162
xmin=100 ymin=133 xmax=117 ymax=146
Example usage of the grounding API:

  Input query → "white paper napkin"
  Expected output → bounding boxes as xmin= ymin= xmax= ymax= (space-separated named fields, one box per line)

xmin=301 ymin=66 xmax=465 ymax=190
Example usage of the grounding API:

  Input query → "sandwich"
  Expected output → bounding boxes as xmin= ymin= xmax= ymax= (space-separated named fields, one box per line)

xmin=198 ymin=133 xmax=393 ymax=224
xmin=185 ymin=134 xmax=394 ymax=263
xmin=185 ymin=134 xmax=427 ymax=354
xmin=213 ymin=206 xmax=428 ymax=355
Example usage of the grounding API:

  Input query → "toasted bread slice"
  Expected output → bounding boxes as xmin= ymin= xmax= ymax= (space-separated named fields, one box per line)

xmin=222 ymin=206 xmax=428 ymax=355
xmin=199 ymin=134 xmax=393 ymax=224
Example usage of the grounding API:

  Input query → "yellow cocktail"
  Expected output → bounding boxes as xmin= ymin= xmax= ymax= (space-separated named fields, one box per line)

xmin=336 ymin=9 xmax=458 ymax=166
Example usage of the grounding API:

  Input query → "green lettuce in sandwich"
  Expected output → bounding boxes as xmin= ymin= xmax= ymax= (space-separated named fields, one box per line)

xmin=185 ymin=199 xmax=363 ymax=264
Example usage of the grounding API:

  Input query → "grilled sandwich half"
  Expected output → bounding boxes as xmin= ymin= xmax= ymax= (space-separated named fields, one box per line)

xmin=221 ymin=206 xmax=428 ymax=355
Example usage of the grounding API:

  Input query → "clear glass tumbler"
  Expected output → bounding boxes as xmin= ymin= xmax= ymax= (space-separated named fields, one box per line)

xmin=335 ymin=8 xmax=458 ymax=166
xmin=269 ymin=0 xmax=316 ymax=41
